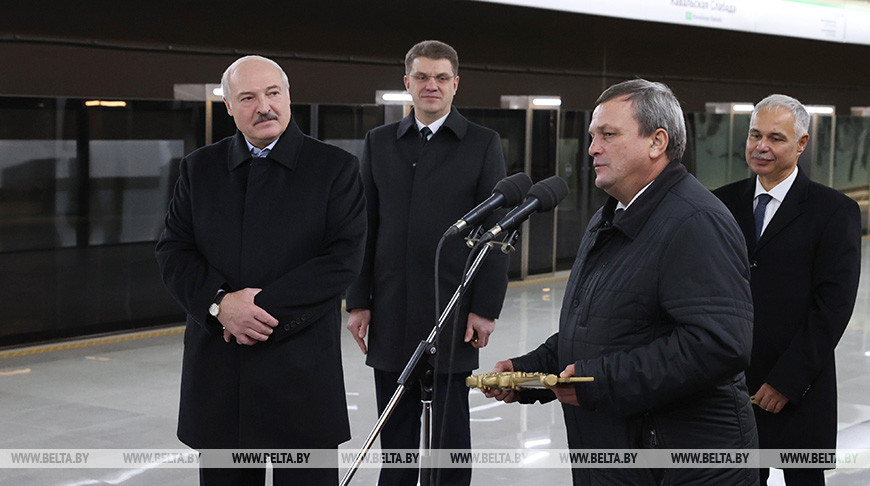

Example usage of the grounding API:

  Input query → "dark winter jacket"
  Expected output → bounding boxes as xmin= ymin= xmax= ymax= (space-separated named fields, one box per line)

xmin=512 ymin=161 xmax=759 ymax=485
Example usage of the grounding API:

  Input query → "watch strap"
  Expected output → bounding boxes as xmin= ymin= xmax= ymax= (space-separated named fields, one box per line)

xmin=213 ymin=289 xmax=227 ymax=305
xmin=209 ymin=289 xmax=227 ymax=318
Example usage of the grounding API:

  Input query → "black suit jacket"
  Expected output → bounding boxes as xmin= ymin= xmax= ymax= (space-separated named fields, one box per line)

xmin=155 ymin=120 xmax=366 ymax=448
xmin=714 ymin=167 xmax=861 ymax=448
xmin=346 ymin=107 xmax=509 ymax=373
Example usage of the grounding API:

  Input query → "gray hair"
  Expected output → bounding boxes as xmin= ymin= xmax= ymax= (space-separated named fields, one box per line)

xmin=221 ymin=55 xmax=290 ymax=104
xmin=752 ymin=94 xmax=810 ymax=139
xmin=404 ymin=40 xmax=459 ymax=76
xmin=596 ymin=78 xmax=687 ymax=161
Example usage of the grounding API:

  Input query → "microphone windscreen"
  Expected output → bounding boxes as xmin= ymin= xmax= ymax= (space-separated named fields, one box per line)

xmin=494 ymin=173 xmax=533 ymax=207
xmin=527 ymin=176 xmax=569 ymax=212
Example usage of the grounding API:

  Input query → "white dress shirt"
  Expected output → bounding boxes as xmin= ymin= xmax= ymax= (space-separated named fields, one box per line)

xmin=415 ymin=112 xmax=449 ymax=140
xmin=753 ymin=166 xmax=798 ymax=236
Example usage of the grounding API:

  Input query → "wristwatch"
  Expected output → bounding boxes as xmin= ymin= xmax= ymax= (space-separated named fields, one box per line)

xmin=208 ymin=290 xmax=227 ymax=318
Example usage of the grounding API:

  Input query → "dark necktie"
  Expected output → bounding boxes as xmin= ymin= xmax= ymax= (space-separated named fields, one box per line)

xmin=420 ymin=126 xmax=432 ymax=143
xmin=754 ymin=193 xmax=772 ymax=241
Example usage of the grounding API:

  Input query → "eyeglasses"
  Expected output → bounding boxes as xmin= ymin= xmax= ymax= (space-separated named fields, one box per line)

xmin=408 ymin=73 xmax=456 ymax=85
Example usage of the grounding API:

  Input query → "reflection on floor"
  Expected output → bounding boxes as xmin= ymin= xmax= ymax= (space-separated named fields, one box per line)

xmin=1 ymin=239 xmax=868 ymax=485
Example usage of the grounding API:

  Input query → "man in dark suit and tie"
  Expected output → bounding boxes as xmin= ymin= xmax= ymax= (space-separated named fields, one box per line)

xmin=156 ymin=55 xmax=366 ymax=485
xmin=345 ymin=40 xmax=509 ymax=486
xmin=714 ymin=94 xmax=861 ymax=485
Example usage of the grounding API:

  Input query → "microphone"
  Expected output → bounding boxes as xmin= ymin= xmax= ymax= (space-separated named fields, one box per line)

xmin=477 ymin=176 xmax=569 ymax=244
xmin=443 ymin=172 xmax=533 ymax=237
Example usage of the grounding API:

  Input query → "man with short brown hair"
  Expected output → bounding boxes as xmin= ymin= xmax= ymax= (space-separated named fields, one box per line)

xmin=346 ymin=40 xmax=509 ymax=486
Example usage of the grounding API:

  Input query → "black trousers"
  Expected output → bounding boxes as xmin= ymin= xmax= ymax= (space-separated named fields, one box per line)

xmin=760 ymin=467 xmax=825 ymax=486
xmin=373 ymin=368 xmax=472 ymax=486
xmin=199 ymin=455 xmax=338 ymax=485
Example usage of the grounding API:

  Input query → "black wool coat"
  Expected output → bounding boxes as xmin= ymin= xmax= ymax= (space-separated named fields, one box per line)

xmin=714 ymin=167 xmax=861 ymax=449
xmin=346 ymin=107 xmax=509 ymax=374
xmin=156 ymin=120 xmax=366 ymax=448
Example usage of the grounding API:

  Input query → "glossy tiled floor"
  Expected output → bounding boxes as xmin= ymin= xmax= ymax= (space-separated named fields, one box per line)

xmin=1 ymin=239 xmax=868 ymax=485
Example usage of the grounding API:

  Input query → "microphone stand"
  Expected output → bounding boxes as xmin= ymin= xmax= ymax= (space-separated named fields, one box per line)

xmin=339 ymin=231 xmax=518 ymax=486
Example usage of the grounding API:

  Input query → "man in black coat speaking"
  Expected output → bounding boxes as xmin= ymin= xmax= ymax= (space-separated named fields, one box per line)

xmin=714 ymin=94 xmax=861 ymax=485
xmin=484 ymin=79 xmax=759 ymax=485
xmin=155 ymin=55 xmax=366 ymax=485
xmin=345 ymin=40 xmax=509 ymax=486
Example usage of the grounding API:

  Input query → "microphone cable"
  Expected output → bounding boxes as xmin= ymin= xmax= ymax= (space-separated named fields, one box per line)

xmin=432 ymin=232 xmax=486 ymax=486
xmin=430 ymin=232 xmax=447 ymax=486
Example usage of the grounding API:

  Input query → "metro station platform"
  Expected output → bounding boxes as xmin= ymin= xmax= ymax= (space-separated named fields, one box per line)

xmin=1 ymin=239 xmax=868 ymax=485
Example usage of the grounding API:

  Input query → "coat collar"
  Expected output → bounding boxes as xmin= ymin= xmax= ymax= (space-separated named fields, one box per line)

xmin=729 ymin=165 xmax=810 ymax=254
xmin=597 ymin=160 xmax=689 ymax=240
xmin=396 ymin=106 xmax=468 ymax=141
xmin=227 ymin=118 xmax=305 ymax=172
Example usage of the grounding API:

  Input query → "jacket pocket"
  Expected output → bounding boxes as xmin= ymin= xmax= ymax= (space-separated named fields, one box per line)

xmin=642 ymin=413 xmax=668 ymax=485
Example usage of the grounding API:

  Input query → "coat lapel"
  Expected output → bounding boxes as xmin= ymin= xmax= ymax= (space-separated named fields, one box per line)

xmin=413 ymin=108 xmax=467 ymax=181
xmin=732 ymin=179 xmax=757 ymax=253
xmin=754 ymin=169 xmax=809 ymax=253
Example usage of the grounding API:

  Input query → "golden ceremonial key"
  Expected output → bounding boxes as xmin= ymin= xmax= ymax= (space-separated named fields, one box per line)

xmin=466 ymin=371 xmax=594 ymax=391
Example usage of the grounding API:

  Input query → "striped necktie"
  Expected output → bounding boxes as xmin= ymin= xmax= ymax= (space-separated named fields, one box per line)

xmin=420 ymin=126 xmax=432 ymax=143
xmin=250 ymin=147 xmax=270 ymax=158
